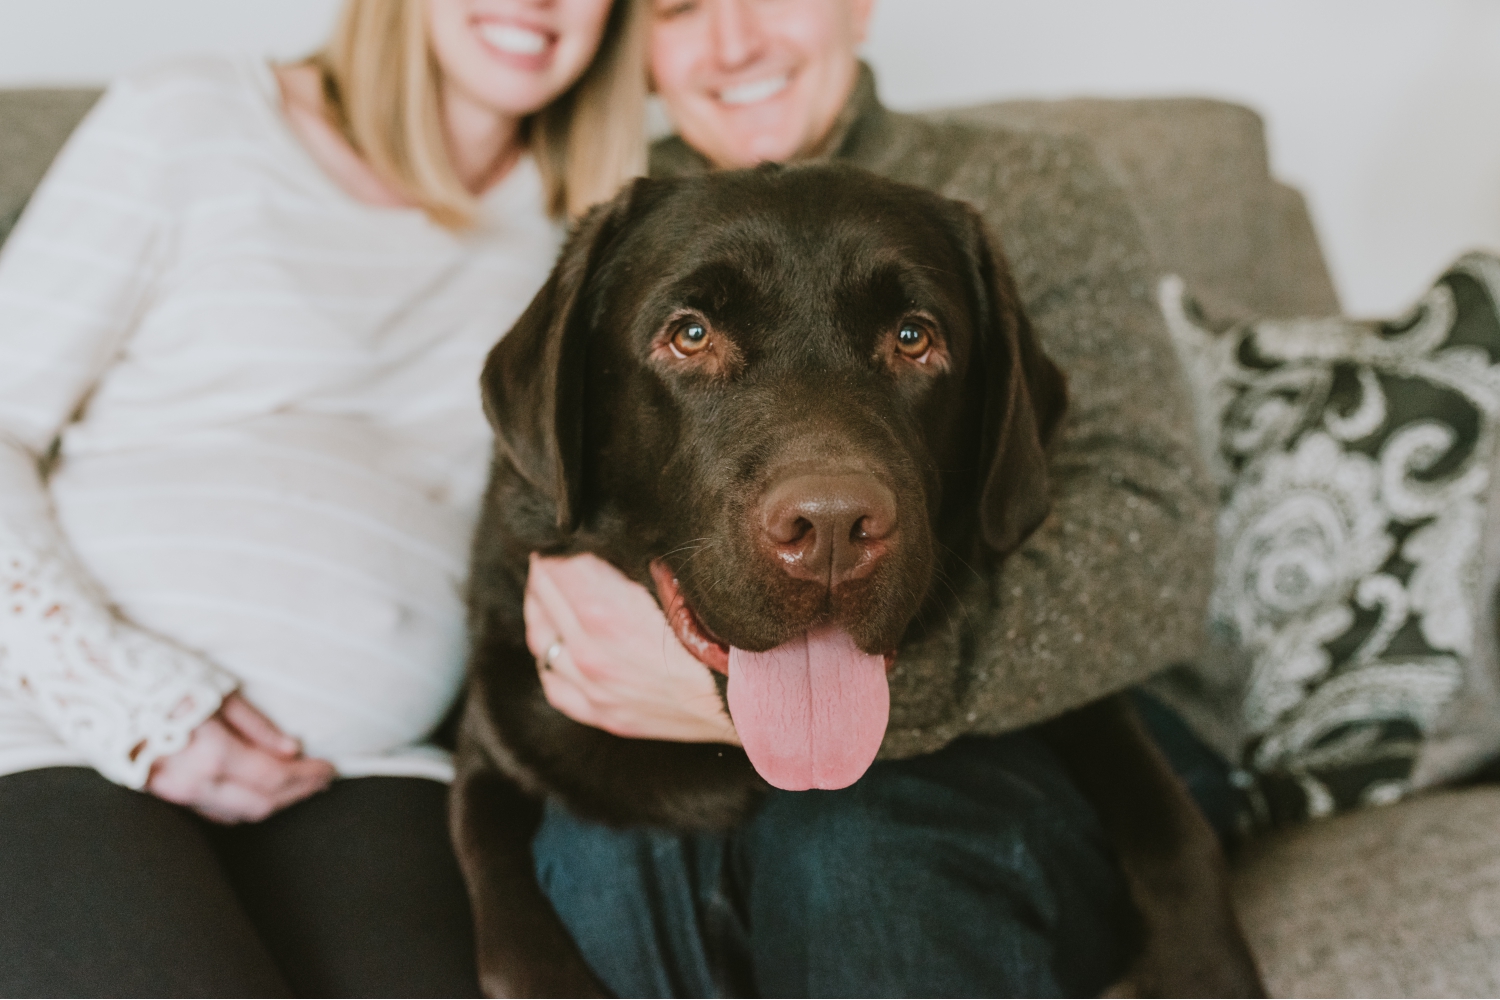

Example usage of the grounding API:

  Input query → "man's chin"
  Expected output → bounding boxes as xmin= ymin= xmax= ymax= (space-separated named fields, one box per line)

xmin=697 ymin=129 xmax=806 ymax=170
xmin=678 ymin=103 xmax=807 ymax=169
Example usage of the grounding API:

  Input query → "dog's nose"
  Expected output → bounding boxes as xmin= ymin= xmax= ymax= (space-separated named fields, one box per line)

xmin=760 ymin=474 xmax=897 ymax=587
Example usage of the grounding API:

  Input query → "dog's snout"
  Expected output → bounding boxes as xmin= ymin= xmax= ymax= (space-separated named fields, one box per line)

xmin=760 ymin=474 xmax=897 ymax=587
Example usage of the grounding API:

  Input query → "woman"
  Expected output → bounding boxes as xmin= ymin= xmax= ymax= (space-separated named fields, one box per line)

xmin=0 ymin=0 xmax=644 ymax=995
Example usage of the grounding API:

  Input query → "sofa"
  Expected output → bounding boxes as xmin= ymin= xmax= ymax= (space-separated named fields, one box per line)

xmin=5 ymin=84 xmax=1498 ymax=998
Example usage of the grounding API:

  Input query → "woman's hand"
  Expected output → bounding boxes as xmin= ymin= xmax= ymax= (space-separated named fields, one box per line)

xmin=147 ymin=693 xmax=335 ymax=824
xmin=525 ymin=553 xmax=739 ymax=745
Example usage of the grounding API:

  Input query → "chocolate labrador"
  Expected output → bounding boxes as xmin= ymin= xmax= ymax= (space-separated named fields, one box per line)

xmin=453 ymin=163 xmax=1264 ymax=998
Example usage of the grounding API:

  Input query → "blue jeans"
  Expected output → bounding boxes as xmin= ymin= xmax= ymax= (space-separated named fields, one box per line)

xmin=533 ymin=693 xmax=1237 ymax=999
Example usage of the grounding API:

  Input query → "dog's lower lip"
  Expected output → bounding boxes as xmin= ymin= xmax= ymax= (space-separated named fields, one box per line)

xmin=649 ymin=559 xmax=730 ymax=674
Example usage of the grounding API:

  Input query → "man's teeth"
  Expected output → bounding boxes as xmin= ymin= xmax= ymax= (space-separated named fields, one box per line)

xmin=719 ymin=75 xmax=790 ymax=106
xmin=479 ymin=23 xmax=549 ymax=56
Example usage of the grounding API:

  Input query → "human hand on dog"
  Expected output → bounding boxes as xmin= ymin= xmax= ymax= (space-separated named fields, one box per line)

xmin=147 ymin=693 xmax=335 ymax=823
xmin=526 ymin=553 xmax=740 ymax=744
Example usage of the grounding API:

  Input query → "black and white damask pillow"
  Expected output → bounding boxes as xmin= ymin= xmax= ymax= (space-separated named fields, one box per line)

xmin=1161 ymin=252 xmax=1500 ymax=825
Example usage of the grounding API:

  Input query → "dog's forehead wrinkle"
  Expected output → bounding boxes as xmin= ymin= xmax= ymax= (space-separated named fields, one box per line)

xmin=672 ymin=263 xmax=775 ymax=321
xmin=848 ymin=249 xmax=969 ymax=310
xmin=646 ymin=198 xmax=786 ymax=268
xmin=668 ymin=184 xmax=945 ymax=287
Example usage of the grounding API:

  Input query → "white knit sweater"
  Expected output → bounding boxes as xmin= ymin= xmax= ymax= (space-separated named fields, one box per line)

xmin=0 ymin=55 xmax=562 ymax=788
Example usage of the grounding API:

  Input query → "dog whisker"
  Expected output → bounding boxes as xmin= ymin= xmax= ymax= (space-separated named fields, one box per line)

xmin=658 ymin=537 xmax=713 ymax=565
xmin=935 ymin=540 xmax=985 ymax=587
xmin=927 ymin=563 xmax=976 ymax=632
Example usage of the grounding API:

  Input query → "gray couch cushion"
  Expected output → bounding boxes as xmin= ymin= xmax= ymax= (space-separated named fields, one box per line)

xmin=939 ymin=97 xmax=1340 ymax=319
xmin=1234 ymin=784 xmax=1500 ymax=997
xmin=0 ymin=88 xmax=101 ymax=246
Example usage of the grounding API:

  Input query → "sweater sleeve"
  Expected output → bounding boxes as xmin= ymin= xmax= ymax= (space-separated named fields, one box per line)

xmin=961 ymin=129 xmax=1218 ymax=729
xmin=876 ymin=123 xmax=1219 ymax=757
xmin=0 ymin=77 xmax=238 ymax=789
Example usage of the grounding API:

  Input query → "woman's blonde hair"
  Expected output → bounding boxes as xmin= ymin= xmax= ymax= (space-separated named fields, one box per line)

xmin=316 ymin=0 xmax=647 ymax=227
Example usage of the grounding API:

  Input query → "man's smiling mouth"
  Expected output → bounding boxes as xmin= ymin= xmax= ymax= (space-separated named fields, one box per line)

xmin=717 ymin=74 xmax=790 ymax=107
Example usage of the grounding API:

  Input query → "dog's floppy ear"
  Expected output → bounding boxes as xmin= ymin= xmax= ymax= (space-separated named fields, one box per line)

xmin=960 ymin=206 xmax=1069 ymax=556
xmin=480 ymin=179 xmax=646 ymax=534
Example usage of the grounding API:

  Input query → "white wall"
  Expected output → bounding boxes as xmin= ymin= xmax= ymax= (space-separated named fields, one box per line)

xmin=864 ymin=1 xmax=1500 ymax=318
xmin=2 ymin=0 xmax=1497 ymax=316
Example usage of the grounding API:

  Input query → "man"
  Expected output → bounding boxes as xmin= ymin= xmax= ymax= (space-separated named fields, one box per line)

xmin=525 ymin=1 xmax=1225 ymax=995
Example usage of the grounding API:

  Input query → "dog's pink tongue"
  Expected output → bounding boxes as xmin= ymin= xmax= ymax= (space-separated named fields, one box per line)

xmin=727 ymin=626 xmax=889 ymax=791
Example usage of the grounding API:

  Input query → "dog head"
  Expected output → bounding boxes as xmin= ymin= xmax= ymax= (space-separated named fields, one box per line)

xmin=483 ymin=164 xmax=1065 ymax=789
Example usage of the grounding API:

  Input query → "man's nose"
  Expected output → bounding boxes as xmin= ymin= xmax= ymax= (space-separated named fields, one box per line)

xmin=710 ymin=0 xmax=766 ymax=70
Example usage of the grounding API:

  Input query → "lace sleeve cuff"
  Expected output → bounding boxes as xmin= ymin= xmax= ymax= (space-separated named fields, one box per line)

xmin=2 ymin=549 xmax=240 ymax=789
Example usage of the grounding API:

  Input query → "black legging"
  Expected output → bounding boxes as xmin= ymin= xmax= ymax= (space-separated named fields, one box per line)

xmin=0 ymin=767 xmax=481 ymax=998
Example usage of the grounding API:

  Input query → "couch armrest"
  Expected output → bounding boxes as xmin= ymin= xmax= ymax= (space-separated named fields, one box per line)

xmin=1233 ymin=785 xmax=1500 ymax=996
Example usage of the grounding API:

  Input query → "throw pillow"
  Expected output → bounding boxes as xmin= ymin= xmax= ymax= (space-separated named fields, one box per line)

xmin=1159 ymin=252 xmax=1500 ymax=826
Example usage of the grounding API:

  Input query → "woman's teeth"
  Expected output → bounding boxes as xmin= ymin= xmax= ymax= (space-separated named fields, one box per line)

xmin=478 ymin=23 xmax=549 ymax=56
xmin=719 ymin=74 xmax=790 ymax=107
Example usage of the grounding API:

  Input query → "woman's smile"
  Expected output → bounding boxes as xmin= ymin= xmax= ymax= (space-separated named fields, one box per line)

xmin=474 ymin=17 xmax=557 ymax=70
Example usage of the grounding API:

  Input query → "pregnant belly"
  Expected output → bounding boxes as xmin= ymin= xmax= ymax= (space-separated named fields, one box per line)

xmin=49 ymin=434 xmax=475 ymax=758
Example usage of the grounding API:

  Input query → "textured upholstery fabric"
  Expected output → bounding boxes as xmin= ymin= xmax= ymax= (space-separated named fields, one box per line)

xmin=1234 ymin=786 xmax=1500 ymax=997
xmin=0 ymin=88 xmax=100 ymax=247
xmin=942 ymin=97 xmax=1341 ymax=319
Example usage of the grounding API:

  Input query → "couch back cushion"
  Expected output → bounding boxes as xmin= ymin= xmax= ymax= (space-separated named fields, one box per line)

xmin=0 ymin=88 xmax=101 ymax=247
xmin=940 ymin=97 xmax=1340 ymax=319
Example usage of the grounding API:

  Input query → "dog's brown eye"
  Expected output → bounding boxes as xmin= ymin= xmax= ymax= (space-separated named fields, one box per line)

xmin=671 ymin=321 xmax=711 ymax=357
xmin=895 ymin=322 xmax=931 ymax=360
